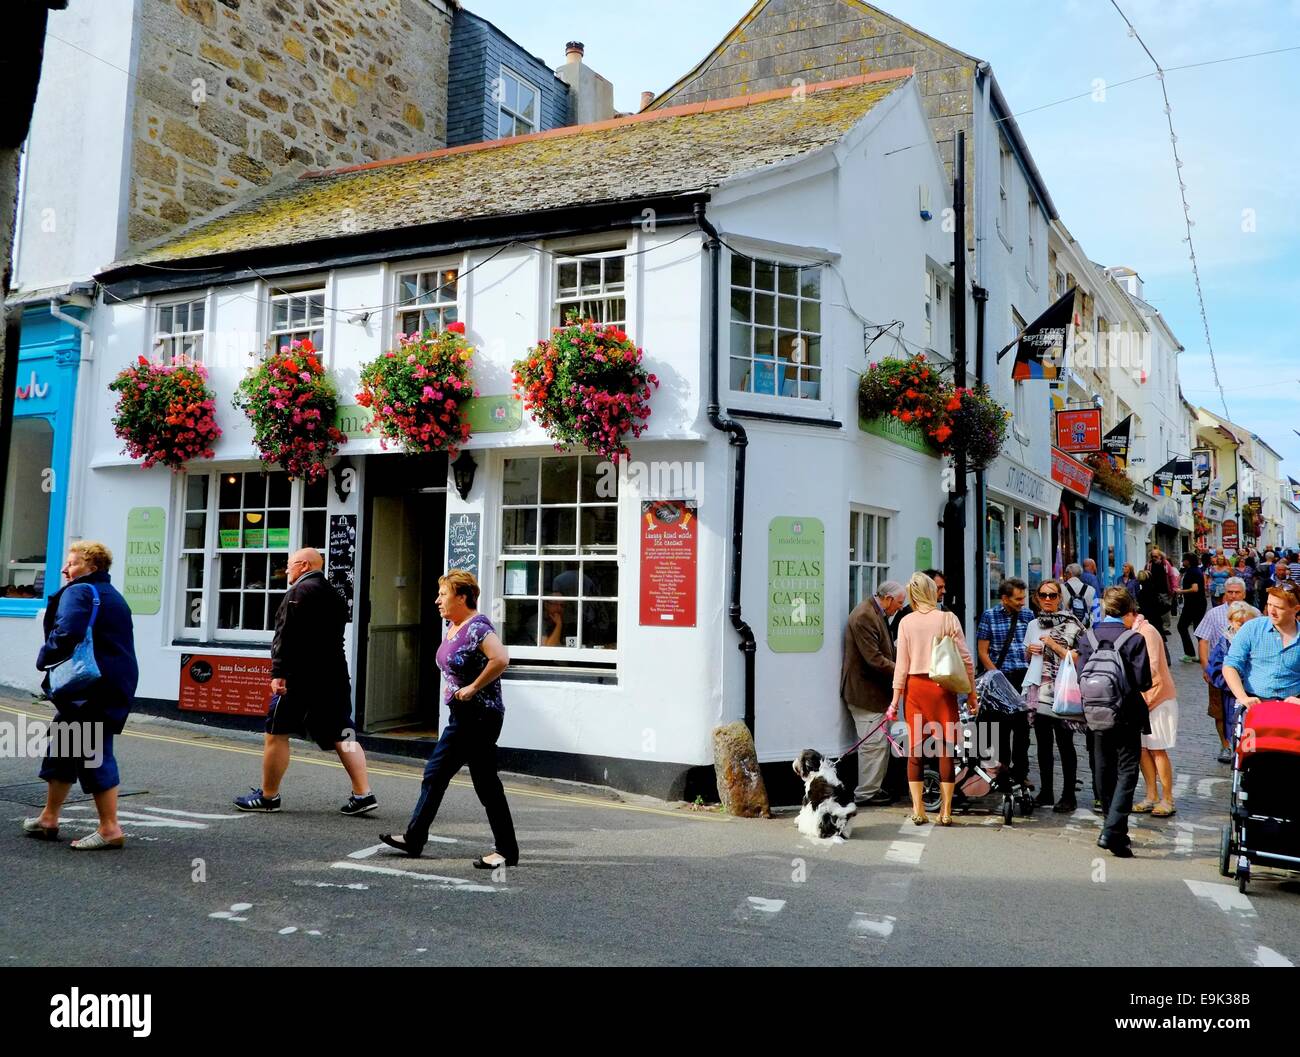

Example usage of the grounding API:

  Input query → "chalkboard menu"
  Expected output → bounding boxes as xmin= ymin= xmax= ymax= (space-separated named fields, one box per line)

xmin=329 ymin=514 xmax=357 ymax=622
xmin=447 ymin=512 xmax=480 ymax=581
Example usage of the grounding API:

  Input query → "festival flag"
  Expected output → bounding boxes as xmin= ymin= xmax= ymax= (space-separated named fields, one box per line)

xmin=1151 ymin=458 xmax=1178 ymax=497
xmin=1174 ymin=459 xmax=1194 ymax=496
xmin=1103 ymin=415 xmax=1133 ymax=469
xmin=1290 ymin=477 xmax=1300 ymax=504
xmin=998 ymin=287 xmax=1078 ymax=381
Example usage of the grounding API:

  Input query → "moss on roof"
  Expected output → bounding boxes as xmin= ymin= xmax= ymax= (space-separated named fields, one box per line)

xmin=126 ymin=75 xmax=909 ymax=266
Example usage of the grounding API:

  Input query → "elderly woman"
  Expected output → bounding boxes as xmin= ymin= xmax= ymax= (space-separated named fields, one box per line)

xmin=381 ymin=570 xmax=519 ymax=869
xmin=25 ymin=541 xmax=138 ymax=850
xmin=888 ymin=572 xmax=977 ymax=826
xmin=1024 ymin=578 xmax=1086 ymax=813
xmin=1206 ymin=600 xmax=1263 ymax=749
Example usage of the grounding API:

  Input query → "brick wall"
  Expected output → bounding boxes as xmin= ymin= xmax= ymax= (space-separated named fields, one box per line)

xmin=129 ymin=0 xmax=452 ymax=245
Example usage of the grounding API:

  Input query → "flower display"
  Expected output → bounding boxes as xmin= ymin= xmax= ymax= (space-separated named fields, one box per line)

xmin=512 ymin=319 xmax=659 ymax=459
xmin=941 ymin=383 xmax=1010 ymax=472
xmin=232 ymin=339 xmax=345 ymax=482
xmin=1084 ymin=452 xmax=1136 ymax=502
xmin=108 ymin=355 xmax=221 ymax=471
xmin=357 ymin=322 xmax=476 ymax=455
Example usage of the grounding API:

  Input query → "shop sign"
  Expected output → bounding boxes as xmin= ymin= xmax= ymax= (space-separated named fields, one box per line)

xmin=767 ymin=517 xmax=824 ymax=653
xmin=328 ymin=514 xmax=357 ymax=622
xmin=464 ymin=395 xmax=522 ymax=434
xmin=123 ymin=507 xmax=165 ymax=615
xmin=915 ymin=537 xmax=933 ymax=572
xmin=858 ymin=414 xmax=934 ymax=457
xmin=334 ymin=404 xmax=374 ymax=439
xmin=1223 ymin=519 xmax=1239 ymax=550
xmin=1054 ymin=409 xmax=1102 ymax=453
xmin=1051 ymin=447 xmax=1093 ymax=498
xmin=447 ymin=512 xmax=481 ymax=582
xmin=988 ymin=454 xmax=1062 ymax=515
xmin=178 ymin=654 xmax=273 ymax=716
xmin=638 ymin=501 xmax=698 ymax=627
xmin=14 ymin=370 xmax=50 ymax=402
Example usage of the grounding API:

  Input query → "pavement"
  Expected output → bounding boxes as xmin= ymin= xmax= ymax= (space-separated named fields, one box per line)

xmin=1 ymin=646 xmax=1298 ymax=967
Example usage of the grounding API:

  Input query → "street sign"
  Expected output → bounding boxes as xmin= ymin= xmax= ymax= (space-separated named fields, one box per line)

xmin=1055 ymin=409 xmax=1102 ymax=453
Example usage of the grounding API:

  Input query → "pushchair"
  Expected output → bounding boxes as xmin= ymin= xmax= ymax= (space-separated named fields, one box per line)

xmin=920 ymin=670 xmax=1037 ymax=824
xmin=1220 ymin=699 xmax=1300 ymax=894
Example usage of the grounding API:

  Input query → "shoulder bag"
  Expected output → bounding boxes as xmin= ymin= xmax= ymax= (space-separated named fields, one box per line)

xmin=46 ymin=584 xmax=102 ymax=701
xmin=929 ymin=612 xmax=972 ymax=694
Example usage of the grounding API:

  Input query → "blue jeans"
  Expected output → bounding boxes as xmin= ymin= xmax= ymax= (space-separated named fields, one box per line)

xmin=405 ymin=705 xmax=518 ymax=859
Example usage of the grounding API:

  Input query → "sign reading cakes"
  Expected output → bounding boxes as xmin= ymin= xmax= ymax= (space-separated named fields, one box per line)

xmin=178 ymin=654 xmax=273 ymax=716
xmin=767 ymin=517 xmax=824 ymax=652
xmin=639 ymin=500 xmax=698 ymax=627
xmin=328 ymin=514 xmax=357 ymax=622
xmin=123 ymin=507 xmax=165 ymax=615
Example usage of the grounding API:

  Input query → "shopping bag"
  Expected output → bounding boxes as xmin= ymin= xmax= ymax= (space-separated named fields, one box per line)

xmin=1052 ymin=652 xmax=1083 ymax=716
xmin=47 ymin=585 xmax=102 ymax=701
xmin=929 ymin=615 xmax=972 ymax=694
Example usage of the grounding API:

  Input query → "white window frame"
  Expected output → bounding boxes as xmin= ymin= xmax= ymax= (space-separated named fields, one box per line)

xmin=173 ymin=467 xmax=331 ymax=644
xmin=848 ymin=506 xmax=892 ymax=614
xmin=497 ymin=66 xmax=540 ymax=139
xmin=497 ymin=453 xmax=620 ymax=668
xmin=151 ymin=295 xmax=209 ymax=362
xmin=553 ymin=247 xmax=627 ymax=330
xmin=726 ymin=247 xmax=826 ymax=407
xmin=266 ymin=281 xmax=326 ymax=356
xmin=998 ymin=144 xmax=1013 ymax=246
xmin=392 ymin=259 xmax=462 ymax=341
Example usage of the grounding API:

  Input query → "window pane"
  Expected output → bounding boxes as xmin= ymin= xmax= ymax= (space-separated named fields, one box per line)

xmin=585 ymin=562 xmax=619 ymax=598
xmin=754 ymin=328 xmax=775 ymax=360
xmin=801 ymin=299 xmax=821 ymax=333
xmin=503 ymin=458 xmax=538 ymax=505
xmin=520 ymin=88 xmax=537 ymax=123
xmin=184 ymin=591 xmax=203 ymax=629
xmin=400 ymin=273 xmax=419 ymax=301
xmin=502 ymin=509 xmax=537 ymax=551
xmin=754 ymin=260 xmax=776 ymax=290
xmin=243 ymin=553 xmax=268 ymax=589
xmin=778 ymin=265 xmax=799 ymax=296
xmin=878 ymin=518 xmax=888 ymax=565
xmin=729 ymin=358 xmax=751 ymax=392
xmin=729 ymin=323 xmax=751 ymax=359
xmin=244 ymin=593 xmax=267 ymax=632
xmin=186 ymin=558 xmax=205 ymax=590
xmin=301 ymin=510 xmax=326 ymax=550
xmin=557 ymin=262 xmax=578 ymax=294
xmin=185 ymin=512 xmax=207 ymax=550
xmin=730 ymin=289 xmax=751 ymax=322
xmin=580 ymin=456 xmax=616 ymax=502
xmin=540 ymin=600 xmax=578 ymax=647
xmin=243 ymin=472 xmax=266 ymax=509
xmin=542 ymin=561 xmax=583 ymax=596
xmin=731 ymin=253 xmax=751 ymax=288
xmin=583 ymin=601 xmax=618 ymax=648
xmin=220 ymin=555 xmax=243 ymax=590
xmin=304 ymin=475 xmax=328 ymax=509
xmin=191 ymin=300 xmax=205 ymax=330
xmin=158 ymin=306 xmax=173 ymax=334
xmin=267 ymin=472 xmax=291 ymax=508
xmin=219 ymin=473 xmax=241 ymax=509
xmin=849 ymin=513 xmax=859 ymax=563
xmin=800 ymin=268 xmax=821 ymax=300
xmin=604 ymin=257 xmax=625 ymax=287
xmin=579 ymin=260 xmax=601 ymax=293
xmin=269 ymin=554 xmax=290 ymax=593
xmin=799 ymin=369 xmax=821 ymax=400
xmin=272 ymin=299 xmax=289 ymax=329
xmin=540 ymin=508 xmax=577 ymax=551
xmin=503 ymin=560 xmax=539 ymax=597
xmin=218 ymin=592 xmax=241 ymax=629
xmin=778 ymin=296 xmax=798 ymax=330
xmin=752 ymin=359 xmax=776 ymax=396
xmin=754 ymin=293 xmax=775 ymax=326
xmin=580 ymin=507 xmax=618 ymax=551
xmin=503 ymin=599 xmax=539 ymax=646
xmin=541 ymin=458 xmax=579 ymax=504
xmin=267 ymin=592 xmax=285 ymax=623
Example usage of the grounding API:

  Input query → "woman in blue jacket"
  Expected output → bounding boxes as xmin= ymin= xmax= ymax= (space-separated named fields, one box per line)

xmin=24 ymin=541 xmax=138 ymax=850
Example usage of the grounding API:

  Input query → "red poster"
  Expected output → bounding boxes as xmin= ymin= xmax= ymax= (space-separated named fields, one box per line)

xmin=178 ymin=654 xmax=274 ymax=716
xmin=639 ymin=500 xmax=698 ymax=627
xmin=1051 ymin=447 xmax=1094 ymax=497
xmin=1223 ymin=520 xmax=1239 ymax=551
xmin=1055 ymin=409 xmax=1102 ymax=453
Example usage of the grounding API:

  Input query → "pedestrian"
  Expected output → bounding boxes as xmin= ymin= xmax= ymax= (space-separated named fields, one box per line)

xmin=25 ymin=542 xmax=139 ymax=850
xmin=1120 ymin=562 xmax=1139 ymax=599
xmin=234 ymin=548 xmax=377 ymax=815
xmin=1061 ymin=562 xmax=1097 ymax=627
xmin=381 ymin=571 xmax=519 ymax=868
xmin=888 ymin=567 xmax=945 ymax=643
xmin=888 ymin=572 xmax=977 ymax=826
xmin=1174 ymin=552 xmax=1206 ymax=662
xmin=1206 ymin=601 xmax=1262 ymax=748
xmin=1077 ymin=588 xmax=1153 ymax=859
xmin=1023 ymin=578 xmax=1085 ymax=813
xmin=976 ymin=578 xmax=1034 ymax=791
xmin=1209 ymin=554 xmax=1231 ymax=605
xmin=1194 ymin=576 xmax=1248 ymax=763
xmin=1237 ymin=555 xmax=1256 ymax=601
xmin=1135 ymin=569 xmax=1171 ymax=664
xmin=1081 ymin=558 xmax=1104 ymax=596
xmin=840 ymin=581 xmax=904 ymax=806
xmin=1256 ymin=552 xmax=1275 ymax=610
xmin=1223 ymin=582 xmax=1300 ymax=718
xmin=1132 ymin=610 xmax=1179 ymax=818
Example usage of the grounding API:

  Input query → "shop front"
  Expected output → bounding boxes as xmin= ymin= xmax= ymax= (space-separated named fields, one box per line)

xmin=985 ymin=452 xmax=1061 ymax=607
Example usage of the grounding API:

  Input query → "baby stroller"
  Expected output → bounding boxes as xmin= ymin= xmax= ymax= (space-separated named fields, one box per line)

xmin=1220 ymin=699 xmax=1300 ymax=894
xmin=920 ymin=670 xmax=1037 ymax=824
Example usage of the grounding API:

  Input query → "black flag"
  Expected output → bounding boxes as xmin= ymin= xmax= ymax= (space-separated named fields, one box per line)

xmin=1103 ymin=414 xmax=1133 ymax=469
xmin=998 ymin=287 xmax=1078 ymax=381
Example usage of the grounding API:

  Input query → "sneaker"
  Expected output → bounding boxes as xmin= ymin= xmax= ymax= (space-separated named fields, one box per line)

xmin=854 ymin=791 xmax=894 ymax=807
xmin=1216 ymin=750 xmax=1234 ymax=764
xmin=341 ymin=792 xmax=378 ymax=816
xmin=234 ymin=788 xmax=281 ymax=812
xmin=1179 ymin=656 xmax=1200 ymax=665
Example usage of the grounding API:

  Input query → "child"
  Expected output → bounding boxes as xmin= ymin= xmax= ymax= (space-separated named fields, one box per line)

xmin=1206 ymin=601 xmax=1262 ymax=745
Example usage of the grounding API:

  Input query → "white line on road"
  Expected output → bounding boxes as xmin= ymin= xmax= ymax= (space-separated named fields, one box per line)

xmin=898 ymin=820 xmax=934 ymax=836
xmin=62 ymin=807 xmax=206 ymax=829
xmin=1184 ymin=879 xmax=1256 ymax=916
xmin=1254 ymin=946 xmax=1294 ymax=967
xmin=884 ymin=841 xmax=925 ymax=865
xmin=1173 ymin=773 xmax=1191 ymax=799
xmin=746 ymin=897 xmax=785 ymax=914
xmin=1197 ymin=777 xmax=1228 ymax=799
xmin=850 ymin=913 xmax=896 ymax=939
xmin=135 ymin=805 xmax=247 ymax=820
xmin=348 ymin=836 xmax=458 ymax=860
xmin=330 ymin=861 xmax=498 ymax=893
xmin=278 ymin=927 xmax=298 ymax=935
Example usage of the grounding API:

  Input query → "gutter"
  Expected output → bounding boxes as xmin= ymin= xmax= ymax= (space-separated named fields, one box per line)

xmin=693 ymin=202 xmax=757 ymax=734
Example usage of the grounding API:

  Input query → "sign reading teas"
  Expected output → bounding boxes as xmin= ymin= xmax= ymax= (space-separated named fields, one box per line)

xmin=123 ymin=508 xmax=165 ymax=615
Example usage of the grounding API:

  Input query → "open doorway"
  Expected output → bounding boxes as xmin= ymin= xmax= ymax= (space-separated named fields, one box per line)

xmin=357 ymin=453 xmax=446 ymax=734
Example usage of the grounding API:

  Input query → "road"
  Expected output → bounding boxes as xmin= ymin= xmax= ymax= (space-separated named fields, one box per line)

xmin=2 ymin=647 xmax=1298 ymax=967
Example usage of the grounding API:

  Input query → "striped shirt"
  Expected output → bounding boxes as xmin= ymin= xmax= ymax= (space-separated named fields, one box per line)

xmin=1194 ymin=604 xmax=1231 ymax=653
xmin=976 ymin=605 xmax=1034 ymax=673
xmin=1224 ymin=616 xmax=1300 ymax=700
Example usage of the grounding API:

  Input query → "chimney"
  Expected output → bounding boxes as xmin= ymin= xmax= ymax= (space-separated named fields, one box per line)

xmin=556 ymin=41 xmax=615 ymax=125
xmin=640 ymin=91 xmax=655 ymax=112
xmin=566 ymin=41 xmax=585 ymax=64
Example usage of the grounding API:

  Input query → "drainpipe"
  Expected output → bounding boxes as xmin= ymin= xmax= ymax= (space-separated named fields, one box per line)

xmin=973 ymin=284 xmax=989 ymax=612
xmin=694 ymin=202 xmax=757 ymax=734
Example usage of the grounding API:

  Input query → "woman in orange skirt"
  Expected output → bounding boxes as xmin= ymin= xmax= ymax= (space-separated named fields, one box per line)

xmin=887 ymin=572 xmax=977 ymax=825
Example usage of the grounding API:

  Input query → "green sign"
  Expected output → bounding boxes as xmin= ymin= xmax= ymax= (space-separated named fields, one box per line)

xmin=859 ymin=413 xmax=935 ymax=456
xmin=915 ymin=537 xmax=933 ymax=572
xmin=219 ymin=529 xmax=240 ymax=549
xmin=243 ymin=527 xmax=265 ymax=549
xmin=464 ymin=395 xmax=522 ymax=434
xmin=335 ymin=404 xmax=374 ymax=439
xmin=123 ymin=507 xmax=165 ymax=615
xmin=268 ymin=527 xmax=290 ymax=550
xmin=767 ymin=517 xmax=825 ymax=653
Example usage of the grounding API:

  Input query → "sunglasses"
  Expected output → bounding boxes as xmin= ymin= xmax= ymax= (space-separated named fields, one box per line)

xmin=1038 ymin=591 xmax=1060 ymax=599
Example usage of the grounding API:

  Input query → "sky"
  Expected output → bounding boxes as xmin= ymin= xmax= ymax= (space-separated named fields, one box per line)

xmin=466 ymin=0 xmax=1300 ymax=476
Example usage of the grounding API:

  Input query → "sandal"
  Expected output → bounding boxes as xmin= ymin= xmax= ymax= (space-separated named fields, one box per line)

xmin=937 ymin=814 xmax=954 ymax=827
xmin=22 ymin=819 xmax=59 ymax=841
xmin=1151 ymin=803 xmax=1177 ymax=818
xmin=910 ymin=813 xmax=930 ymax=826
xmin=1132 ymin=800 xmax=1156 ymax=814
xmin=69 ymin=831 xmax=125 ymax=850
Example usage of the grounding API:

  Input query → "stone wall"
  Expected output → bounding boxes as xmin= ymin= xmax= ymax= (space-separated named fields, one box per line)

xmin=129 ymin=0 xmax=452 ymax=246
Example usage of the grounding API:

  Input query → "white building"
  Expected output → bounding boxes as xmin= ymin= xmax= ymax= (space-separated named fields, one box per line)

xmin=70 ymin=72 xmax=954 ymax=798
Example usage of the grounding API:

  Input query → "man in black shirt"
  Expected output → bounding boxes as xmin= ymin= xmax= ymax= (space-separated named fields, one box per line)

xmin=1174 ymin=552 xmax=1206 ymax=661
xmin=235 ymin=548 xmax=377 ymax=815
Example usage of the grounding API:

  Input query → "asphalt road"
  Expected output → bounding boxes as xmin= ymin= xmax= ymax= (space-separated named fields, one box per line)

xmin=2 ymin=647 xmax=1298 ymax=967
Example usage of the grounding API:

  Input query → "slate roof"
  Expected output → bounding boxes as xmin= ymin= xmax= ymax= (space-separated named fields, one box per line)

xmin=121 ymin=70 xmax=912 ymax=268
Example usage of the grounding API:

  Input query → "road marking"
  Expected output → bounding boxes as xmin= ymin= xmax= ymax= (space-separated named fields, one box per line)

xmin=863 ymin=871 xmax=911 ymax=903
xmin=1172 ymin=773 xmax=1191 ymax=799
xmin=884 ymin=841 xmax=924 ymax=865
xmin=209 ymin=902 xmax=253 ymax=922
xmin=850 ymin=913 xmax=896 ymax=939
xmin=135 ymin=805 xmax=247 ymax=820
xmin=1173 ymin=823 xmax=1194 ymax=855
xmin=1254 ymin=946 xmax=1294 ymax=967
xmin=1197 ymin=777 xmax=1228 ymax=799
xmin=330 ymin=861 xmax=498 ymax=893
xmin=898 ymin=820 xmax=934 ymax=836
xmin=1184 ymin=879 xmax=1256 ymax=916
xmin=746 ymin=897 xmax=785 ymax=914
xmin=278 ymin=927 xmax=298 ymax=935
xmin=62 ymin=806 xmax=206 ymax=829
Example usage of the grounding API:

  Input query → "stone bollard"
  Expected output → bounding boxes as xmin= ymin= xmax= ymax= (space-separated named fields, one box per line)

xmin=712 ymin=721 xmax=771 ymax=818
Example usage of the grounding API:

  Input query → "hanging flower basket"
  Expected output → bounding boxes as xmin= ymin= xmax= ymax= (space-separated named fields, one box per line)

xmin=1084 ymin=452 xmax=1136 ymax=502
xmin=940 ymin=384 xmax=1011 ymax=473
xmin=108 ymin=355 xmax=221 ymax=471
xmin=1194 ymin=511 xmax=1213 ymax=537
xmin=357 ymin=322 xmax=476 ymax=455
xmin=512 ymin=319 xmax=659 ymax=459
xmin=232 ymin=339 xmax=344 ymax=483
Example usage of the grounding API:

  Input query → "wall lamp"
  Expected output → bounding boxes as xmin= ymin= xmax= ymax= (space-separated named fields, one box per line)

xmin=451 ymin=450 xmax=477 ymax=501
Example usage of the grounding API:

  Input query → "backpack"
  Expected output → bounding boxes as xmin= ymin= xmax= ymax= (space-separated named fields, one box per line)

xmin=1078 ymin=628 xmax=1137 ymax=732
xmin=1064 ymin=580 xmax=1092 ymax=627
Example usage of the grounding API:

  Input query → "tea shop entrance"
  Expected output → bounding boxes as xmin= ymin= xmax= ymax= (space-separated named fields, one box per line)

xmin=356 ymin=453 xmax=446 ymax=735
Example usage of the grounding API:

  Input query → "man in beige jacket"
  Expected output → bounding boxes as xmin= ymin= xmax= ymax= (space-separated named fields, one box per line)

xmin=840 ymin=581 xmax=905 ymax=805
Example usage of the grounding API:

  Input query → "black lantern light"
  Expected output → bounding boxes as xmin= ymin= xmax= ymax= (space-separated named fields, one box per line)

xmin=451 ymin=450 xmax=477 ymax=501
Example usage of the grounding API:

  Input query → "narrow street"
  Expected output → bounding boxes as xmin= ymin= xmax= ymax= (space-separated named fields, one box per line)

xmin=4 ymin=653 xmax=1297 ymax=967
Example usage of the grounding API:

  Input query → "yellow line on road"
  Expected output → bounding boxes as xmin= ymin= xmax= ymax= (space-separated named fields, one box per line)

xmin=0 ymin=702 xmax=726 ymax=822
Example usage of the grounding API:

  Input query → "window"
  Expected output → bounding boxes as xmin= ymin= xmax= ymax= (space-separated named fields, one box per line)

xmin=729 ymin=253 xmax=822 ymax=400
xmin=497 ymin=67 xmax=539 ymax=139
xmin=395 ymin=266 xmax=459 ymax=337
xmin=1026 ymin=195 xmax=1037 ymax=273
xmin=554 ymin=251 xmax=625 ymax=328
xmin=500 ymin=455 xmax=618 ymax=666
xmin=0 ymin=418 xmax=53 ymax=599
xmin=848 ymin=509 xmax=890 ymax=612
xmin=269 ymin=288 xmax=324 ymax=353
xmin=999 ymin=144 xmax=1013 ymax=238
xmin=153 ymin=298 xmax=206 ymax=361
xmin=923 ymin=269 xmax=946 ymax=352
xmin=178 ymin=470 xmax=330 ymax=641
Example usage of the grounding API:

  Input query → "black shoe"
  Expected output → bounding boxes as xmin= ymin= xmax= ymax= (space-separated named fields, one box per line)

xmin=1097 ymin=834 xmax=1133 ymax=857
xmin=1034 ymin=790 xmax=1055 ymax=807
xmin=855 ymin=791 xmax=895 ymax=807
xmin=1052 ymin=797 xmax=1077 ymax=814
xmin=1217 ymin=750 xmax=1234 ymax=764
xmin=341 ymin=792 xmax=378 ymax=816
xmin=472 ymin=853 xmax=519 ymax=869
xmin=379 ymin=833 xmax=422 ymax=857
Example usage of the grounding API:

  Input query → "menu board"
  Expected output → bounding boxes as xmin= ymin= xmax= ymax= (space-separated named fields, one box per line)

xmin=123 ymin=507 xmax=165 ymax=615
xmin=178 ymin=654 xmax=273 ymax=716
xmin=328 ymin=514 xmax=357 ymax=622
xmin=767 ymin=516 xmax=825 ymax=653
xmin=447 ymin=512 xmax=481 ymax=581
xmin=639 ymin=501 xmax=698 ymax=627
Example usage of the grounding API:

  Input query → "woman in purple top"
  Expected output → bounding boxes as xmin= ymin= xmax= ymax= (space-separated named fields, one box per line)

xmin=380 ymin=570 xmax=518 ymax=868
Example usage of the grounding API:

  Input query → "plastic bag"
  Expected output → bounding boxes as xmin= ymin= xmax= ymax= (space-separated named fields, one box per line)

xmin=1052 ymin=652 xmax=1083 ymax=716
xmin=975 ymin=668 xmax=1025 ymax=714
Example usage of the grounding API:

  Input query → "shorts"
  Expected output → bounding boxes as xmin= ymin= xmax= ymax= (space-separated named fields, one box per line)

xmin=1143 ymin=699 xmax=1178 ymax=751
xmin=1206 ymin=685 xmax=1224 ymax=720
xmin=38 ymin=718 xmax=119 ymax=794
xmin=266 ymin=691 xmax=352 ymax=751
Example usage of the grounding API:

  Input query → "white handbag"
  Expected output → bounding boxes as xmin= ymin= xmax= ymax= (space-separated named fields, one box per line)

xmin=929 ymin=613 xmax=972 ymax=694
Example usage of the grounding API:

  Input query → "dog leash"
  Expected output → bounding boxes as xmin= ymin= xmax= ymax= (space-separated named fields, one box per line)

xmin=829 ymin=713 xmax=902 ymax=767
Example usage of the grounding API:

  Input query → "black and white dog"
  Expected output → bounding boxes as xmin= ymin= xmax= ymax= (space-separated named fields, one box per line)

xmin=792 ymin=749 xmax=857 ymax=843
